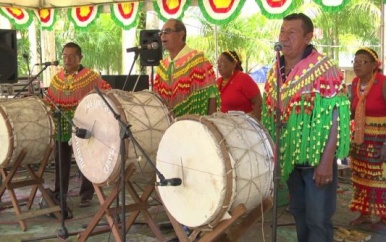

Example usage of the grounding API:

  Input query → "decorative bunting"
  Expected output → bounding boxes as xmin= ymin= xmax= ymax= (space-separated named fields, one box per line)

xmin=67 ymin=5 xmax=102 ymax=30
xmin=0 ymin=1 xmax=366 ymax=30
xmin=255 ymin=0 xmax=296 ymax=19
xmin=313 ymin=0 xmax=350 ymax=12
xmin=0 ymin=7 xmax=33 ymax=29
xmin=153 ymin=0 xmax=191 ymax=22
xmin=34 ymin=8 xmax=57 ymax=31
xmin=110 ymin=2 xmax=143 ymax=30
xmin=198 ymin=0 xmax=245 ymax=25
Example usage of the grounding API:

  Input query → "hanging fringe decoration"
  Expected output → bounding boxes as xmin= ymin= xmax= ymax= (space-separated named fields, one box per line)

xmin=34 ymin=8 xmax=57 ymax=31
xmin=255 ymin=0 xmax=296 ymax=20
xmin=67 ymin=5 xmax=102 ymax=31
xmin=198 ymin=0 xmax=244 ymax=25
xmin=313 ymin=0 xmax=350 ymax=12
xmin=0 ymin=7 xmax=33 ymax=29
xmin=110 ymin=2 xmax=143 ymax=30
xmin=153 ymin=0 xmax=191 ymax=21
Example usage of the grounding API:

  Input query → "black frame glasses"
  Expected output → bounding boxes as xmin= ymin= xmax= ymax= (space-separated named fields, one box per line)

xmin=158 ymin=28 xmax=180 ymax=36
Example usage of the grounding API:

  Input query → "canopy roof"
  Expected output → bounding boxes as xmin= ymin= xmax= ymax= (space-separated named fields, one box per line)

xmin=0 ymin=0 xmax=133 ymax=9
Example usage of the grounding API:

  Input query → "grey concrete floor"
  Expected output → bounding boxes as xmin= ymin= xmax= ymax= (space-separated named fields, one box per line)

xmin=1 ymin=165 xmax=386 ymax=242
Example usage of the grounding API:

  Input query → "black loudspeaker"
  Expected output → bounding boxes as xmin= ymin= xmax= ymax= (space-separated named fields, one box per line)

xmin=139 ymin=30 xmax=162 ymax=66
xmin=102 ymin=75 xmax=149 ymax=92
xmin=0 ymin=29 xmax=17 ymax=84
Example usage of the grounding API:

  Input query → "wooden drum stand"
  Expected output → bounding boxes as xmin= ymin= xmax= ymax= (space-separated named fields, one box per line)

xmin=164 ymin=197 xmax=272 ymax=242
xmin=0 ymin=145 xmax=61 ymax=231
xmin=77 ymin=162 xmax=165 ymax=242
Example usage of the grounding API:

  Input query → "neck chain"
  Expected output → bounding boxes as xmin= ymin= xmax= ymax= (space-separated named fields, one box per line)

xmin=220 ymin=71 xmax=237 ymax=92
xmin=63 ymin=70 xmax=78 ymax=96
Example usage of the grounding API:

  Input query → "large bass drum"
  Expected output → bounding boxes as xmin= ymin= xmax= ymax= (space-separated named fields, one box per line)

xmin=156 ymin=112 xmax=274 ymax=228
xmin=0 ymin=96 xmax=54 ymax=167
xmin=72 ymin=89 xmax=173 ymax=185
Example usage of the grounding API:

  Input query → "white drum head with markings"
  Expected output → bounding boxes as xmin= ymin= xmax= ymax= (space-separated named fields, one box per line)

xmin=72 ymin=90 xmax=172 ymax=185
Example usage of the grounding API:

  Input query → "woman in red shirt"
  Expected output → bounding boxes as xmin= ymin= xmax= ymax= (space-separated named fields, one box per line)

xmin=216 ymin=50 xmax=262 ymax=121
xmin=349 ymin=47 xmax=386 ymax=230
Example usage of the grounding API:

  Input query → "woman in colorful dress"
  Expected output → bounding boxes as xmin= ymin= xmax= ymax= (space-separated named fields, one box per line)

xmin=216 ymin=50 xmax=262 ymax=121
xmin=349 ymin=47 xmax=386 ymax=230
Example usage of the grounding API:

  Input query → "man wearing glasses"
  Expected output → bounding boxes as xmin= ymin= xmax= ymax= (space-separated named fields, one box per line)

xmin=45 ymin=42 xmax=111 ymax=218
xmin=154 ymin=18 xmax=220 ymax=117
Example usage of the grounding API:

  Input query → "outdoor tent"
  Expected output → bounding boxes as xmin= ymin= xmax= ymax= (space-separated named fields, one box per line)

xmin=0 ymin=0 xmax=385 ymax=82
xmin=0 ymin=1 xmax=368 ymax=30
xmin=0 ymin=0 xmax=130 ymax=9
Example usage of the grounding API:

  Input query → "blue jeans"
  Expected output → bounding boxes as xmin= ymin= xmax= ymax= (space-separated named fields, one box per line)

xmin=286 ymin=161 xmax=337 ymax=242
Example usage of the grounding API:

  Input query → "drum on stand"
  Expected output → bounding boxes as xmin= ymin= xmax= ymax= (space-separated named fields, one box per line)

xmin=0 ymin=96 xmax=54 ymax=167
xmin=156 ymin=112 xmax=274 ymax=228
xmin=72 ymin=89 xmax=173 ymax=185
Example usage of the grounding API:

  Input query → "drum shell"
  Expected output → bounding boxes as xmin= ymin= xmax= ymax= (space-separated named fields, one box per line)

xmin=0 ymin=96 xmax=54 ymax=167
xmin=72 ymin=89 xmax=173 ymax=185
xmin=156 ymin=112 xmax=274 ymax=228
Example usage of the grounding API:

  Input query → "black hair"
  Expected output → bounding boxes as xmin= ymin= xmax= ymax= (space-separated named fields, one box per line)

xmin=62 ymin=42 xmax=82 ymax=55
xmin=283 ymin=13 xmax=314 ymax=35
xmin=221 ymin=51 xmax=243 ymax=71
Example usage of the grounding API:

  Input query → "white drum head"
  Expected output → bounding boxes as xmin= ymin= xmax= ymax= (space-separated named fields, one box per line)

xmin=0 ymin=107 xmax=11 ymax=166
xmin=72 ymin=92 xmax=122 ymax=185
xmin=72 ymin=90 xmax=172 ymax=185
xmin=157 ymin=119 xmax=235 ymax=227
xmin=157 ymin=113 xmax=274 ymax=228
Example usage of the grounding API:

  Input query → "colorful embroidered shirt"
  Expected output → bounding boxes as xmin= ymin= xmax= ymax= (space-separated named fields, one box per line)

xmin=262 ymin=49 xmax=351 ymax=181
xmin=217 ymin=70 xmax=260 ymax=113
xmin=46 ymin=67 xmax=111 ymax=142
xmin=154 ymin=45 xmax=220 ymax=117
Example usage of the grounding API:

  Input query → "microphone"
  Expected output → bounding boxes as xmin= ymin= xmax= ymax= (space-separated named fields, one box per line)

xmin=155 ymin=178 xmax=182 ymax=186
xmin=75 ymin=128 xmax=92 ymax=139
xmin=274 ymin=42 xmax=283 ymax=51
xmin=35 ymin=60 xmax=59 ymax=66
xmin=126 ymin=42 xmax=159 ymax=53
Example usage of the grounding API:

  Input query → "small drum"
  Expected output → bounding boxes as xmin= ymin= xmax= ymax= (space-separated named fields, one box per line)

xmin=72 ymin=89 xmax=173 ymax=185
xmin=156 ymin=112 xmax=274 ymax=228
xmin=0 ymin=96 xmax=54 ymax=167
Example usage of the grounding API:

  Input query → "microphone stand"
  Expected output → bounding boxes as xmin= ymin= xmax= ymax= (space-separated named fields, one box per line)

xmin=94 ymin=86 xmax=168 ymax=242
xmin=54 ymin=110 xmax=69 ymax=239
xmin=272 ymin=45 xmax=283 ymax=242
xmin=23 ymin=54 xmax=34 ymax=96
xmin=13 ymin=64 xmax=50 ymax=98
xmin=31 ymin=89 xmax=79 ymax=241
xmin=122 ymin=50 xmax=140 ymax=91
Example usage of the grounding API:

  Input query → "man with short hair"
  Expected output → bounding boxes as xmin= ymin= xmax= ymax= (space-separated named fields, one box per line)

xmin=45 ymin=42 xmax=111 ymax=218
xmin=262 ymin=13 xmax=350 ymax=242
xmin=154 ymin=18 xmax=220 ymax=117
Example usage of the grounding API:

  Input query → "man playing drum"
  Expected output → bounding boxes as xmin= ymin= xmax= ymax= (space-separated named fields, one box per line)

xmin=45 ymin=42 xmax=111 ymax=218
xmin=154 ymin=18 xmax=220 ymax=117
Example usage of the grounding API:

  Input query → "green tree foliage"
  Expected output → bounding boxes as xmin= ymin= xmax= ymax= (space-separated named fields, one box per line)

xmin=54 ymin=10 xmax=122 ymax=74
xmin=16 ymin=28 xmax=30 ymax=77
xmin=306 ymin=0 xmax=381 ymax=60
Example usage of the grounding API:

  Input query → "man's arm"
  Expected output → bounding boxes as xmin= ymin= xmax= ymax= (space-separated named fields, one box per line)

xmin=314 ymin=108 xmax=338 ymax=187
xmin=208 ymin=98 xmax=217 ymax=115
xmin=249 ymin=94 xmax=262 ymax=121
